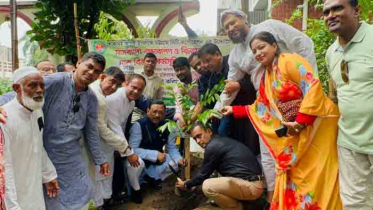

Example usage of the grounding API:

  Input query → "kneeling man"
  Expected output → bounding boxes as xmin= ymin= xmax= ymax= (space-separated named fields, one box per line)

xmin=2 ymin=67 xmax=59 ymax=210
xmin=177 ymin=122 xmax=264 ymax=210
xmin=126 ymin=100 xmax=186 ymax=203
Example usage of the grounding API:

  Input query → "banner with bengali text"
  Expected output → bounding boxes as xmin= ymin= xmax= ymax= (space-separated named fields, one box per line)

xmin=88 ymin=37 xmax=234 ymax=83
xmin=88 ymin=37 xmax=234 ymax=105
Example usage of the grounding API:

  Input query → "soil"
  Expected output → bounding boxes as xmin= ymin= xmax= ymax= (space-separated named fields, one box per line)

xmin=90 ymin=153 xmax=267 ymax=210
xmin=114 ymin=154 xmax=208 ymax=210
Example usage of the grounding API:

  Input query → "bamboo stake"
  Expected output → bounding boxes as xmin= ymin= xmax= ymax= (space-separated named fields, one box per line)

xmin=73 ymin=3 xmax=82 ymax=60
xmin=10 ymin=0 xmax=19 ymax=71
xmin=184 ymin=136 xmax=190 ymax=179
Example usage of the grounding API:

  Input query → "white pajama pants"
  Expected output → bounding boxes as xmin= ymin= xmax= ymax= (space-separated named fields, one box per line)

xmin=259 ymin=138 xmax=276 ymax=192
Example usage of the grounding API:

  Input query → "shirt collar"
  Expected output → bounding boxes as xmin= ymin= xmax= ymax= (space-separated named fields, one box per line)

xmin=141 ymin=71 xmax=157 ymax=79
xmin=334 ymin=22 xmax=368 ymax=52
xmin=12 ymin=98 xmax=33 ymax=117
xmin=90 ymin=80 xmax=104 ymax=97
xmin=70 ymin=72 xmax=88 ymax=92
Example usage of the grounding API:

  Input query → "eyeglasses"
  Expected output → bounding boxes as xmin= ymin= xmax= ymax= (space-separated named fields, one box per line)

xmin=41 ymin=67 xmax=56 ymax=73
xmin=73 ymin=94 xmax=81 ymax=113
xmin=340 ymin=60 xmax=349 ymax=84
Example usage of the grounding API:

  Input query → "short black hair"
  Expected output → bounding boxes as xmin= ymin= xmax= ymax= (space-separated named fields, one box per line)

xmin=173 ymin=57 xmax=190 ymax=70
xmin=57 ymin=62 xmax=74 ymax=72
xmin=144 ymin=53 xmax=157 ymax=60
xmin=81 ymin=52 xmax=106 ymax=69
xmin=104 ymin=66 xmax=125 ymax=84
xmin=148 ymin=99 xmax=166 ymax=110
xmin=34 ymin=60 xmax=52 ymax=68
xmin=198 ymin=43 xmax=222 ymax=58
xmin=348 ymin=0 xmax=358 ymax=7
xmin=190 ymin=121 xmax=211 ymax=134
xmin=188 ymin=52 xmax=199 ymax=63
xmin=127 ymin=73 xmax=147 ymax=86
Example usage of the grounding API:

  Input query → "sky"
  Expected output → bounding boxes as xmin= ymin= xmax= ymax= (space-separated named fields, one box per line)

xmin=0 ymin=0 xmax=218 ymax=59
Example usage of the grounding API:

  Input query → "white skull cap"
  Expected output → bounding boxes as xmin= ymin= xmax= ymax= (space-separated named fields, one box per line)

xmin=220 ymin=9 xmax=248 ymax=27
xmin=12 ymin=67 xmax=41 ymax=84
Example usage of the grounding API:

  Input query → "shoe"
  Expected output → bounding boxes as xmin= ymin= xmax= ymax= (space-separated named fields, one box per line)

xmin=152 ymin=179 xmax=162 ymax=190
xmin=130 ymin=189 xmax=143 ymax=204
xmin=144 ymin=175 xmax=162 ymax=190
xmin=97 ymin=205 xmax=111 ymax=210
xmin=208 ymin=200 xmax=219 ymax=207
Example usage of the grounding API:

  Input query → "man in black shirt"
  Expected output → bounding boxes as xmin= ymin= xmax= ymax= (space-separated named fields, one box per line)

xmin=177 ymin=122 xmax=264 ymax=210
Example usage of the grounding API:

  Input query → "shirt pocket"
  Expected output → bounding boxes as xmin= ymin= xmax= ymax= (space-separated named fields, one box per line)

xmin=349 ymin=59 xmax=373 ymax=83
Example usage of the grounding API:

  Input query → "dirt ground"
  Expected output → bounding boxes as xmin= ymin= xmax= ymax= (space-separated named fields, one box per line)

xmin=90 ymin=153 xmax=266 ymax=210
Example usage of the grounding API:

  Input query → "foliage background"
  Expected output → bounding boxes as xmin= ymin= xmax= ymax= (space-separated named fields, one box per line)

xmin=282 ymin=0 xmax=373 ymax=92
xmin=28 ymin=0 xmax=134 ymax=62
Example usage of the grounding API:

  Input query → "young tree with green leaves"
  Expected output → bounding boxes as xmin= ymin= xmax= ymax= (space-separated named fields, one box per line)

xmin=28 ymin=0 xmax=134 ymax=62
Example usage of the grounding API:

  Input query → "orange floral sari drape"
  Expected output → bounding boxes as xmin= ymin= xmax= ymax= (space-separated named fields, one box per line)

xmin=246 ymin=53 xmax=342 ymax=210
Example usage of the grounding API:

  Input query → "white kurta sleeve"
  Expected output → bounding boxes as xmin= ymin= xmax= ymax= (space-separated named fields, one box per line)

xmin=129 ymin=123 xmax=158 ymax=162
xmin=2 ymin=126 xmax=22 ymax=210
xmin=270 ymin=20 xmax=318 ymax=71
xmin=97 ymin=100 xmax=129 ymax=154
xmin=41 ymin=147 xmax=57 ymax=184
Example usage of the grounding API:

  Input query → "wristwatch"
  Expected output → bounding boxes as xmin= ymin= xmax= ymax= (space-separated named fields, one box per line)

xmin=294 ymin=122 xmax=305 ymax=133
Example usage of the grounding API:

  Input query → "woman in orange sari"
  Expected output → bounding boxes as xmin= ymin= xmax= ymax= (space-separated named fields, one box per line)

xmin=221 ymin=31 xmax=342 ymax=210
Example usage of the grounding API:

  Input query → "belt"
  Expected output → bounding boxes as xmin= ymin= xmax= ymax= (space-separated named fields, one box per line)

xmin=244 ymin=175 xmax=264 ymax=182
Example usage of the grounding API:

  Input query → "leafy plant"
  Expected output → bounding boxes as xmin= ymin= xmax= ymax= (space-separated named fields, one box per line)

xmin=0 ymin=79 xmax=12 ymax=95
xmin=28 ymin=0 xmax=135 ymax=62
xmin=285 ymin=0 xmax=373 ymax=92
xmin=94 ymin=11 xmax=134 ymax=41
xmin=94 ymin=11 xmax=156 ymax=41
xmin=158 ymin=79 xmax=225 ymax=136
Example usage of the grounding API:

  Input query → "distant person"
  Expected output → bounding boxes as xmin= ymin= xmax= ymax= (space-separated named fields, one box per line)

xmin=35 ymin=60 xmax=56 ymax=75
xmin=56 ymin=62 xmax=75 ymax=72
xmin=172 ymin=57 xmax=199 ymax=127
xmin=141 ymin=53 xmax=163 ymax=100
xmin=2 ymin=67 xmax=59 ymax=210
xmin=177 ymin=122 xmax=264 ymax=210
xmin=126 ymin=100 xmax=186 ymax=204
xmin=178 ymin=6 xmax=198 ymax=38
xmin=188 ymin=52 xmax=205 ymax=75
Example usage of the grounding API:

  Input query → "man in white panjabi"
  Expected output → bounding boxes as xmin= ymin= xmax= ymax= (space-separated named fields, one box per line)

xmin=1 ymin=67 xmax=59 ymax=210
xmin=106 ymin=74 xmax=147 ymax=204
xmin=84 ymin=67 xmax=140 ymax=209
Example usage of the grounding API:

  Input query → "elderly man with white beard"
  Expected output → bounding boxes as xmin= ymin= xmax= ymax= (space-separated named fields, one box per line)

xmin=1 ymin=67 xmax=59 ymax=210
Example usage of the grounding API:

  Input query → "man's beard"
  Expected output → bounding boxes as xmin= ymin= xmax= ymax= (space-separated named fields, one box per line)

xmin=229 ymin=27 xmax=248 ymax=44
xmin=21 ymin=88 xmax=44 ymax=111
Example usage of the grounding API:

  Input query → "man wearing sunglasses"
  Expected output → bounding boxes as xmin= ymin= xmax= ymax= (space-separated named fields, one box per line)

xmin=0 ymin=52 xmax=110 ymax=210
xmin=324 ymin=0 xmax=373 ymax=209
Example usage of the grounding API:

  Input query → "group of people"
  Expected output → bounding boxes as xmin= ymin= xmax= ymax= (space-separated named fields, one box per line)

xmin=177 ymin=1 xmax=373 ymax=210
xmin=0 ymin=0 xmax=371 ymax=210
